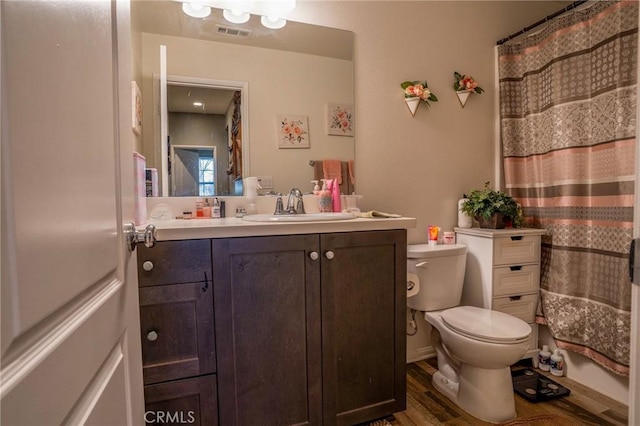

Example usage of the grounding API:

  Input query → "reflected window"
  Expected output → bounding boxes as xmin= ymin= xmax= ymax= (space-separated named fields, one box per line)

xmin=199 ymin=156 xmax=215 ymax=196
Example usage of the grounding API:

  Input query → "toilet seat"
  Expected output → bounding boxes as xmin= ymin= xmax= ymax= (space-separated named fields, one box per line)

xmin=441 ymin=306 xmax=531 ymax=344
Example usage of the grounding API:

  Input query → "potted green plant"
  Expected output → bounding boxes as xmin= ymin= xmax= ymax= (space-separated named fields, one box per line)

xmin=460 ymin=182 xmax=523 ymax=229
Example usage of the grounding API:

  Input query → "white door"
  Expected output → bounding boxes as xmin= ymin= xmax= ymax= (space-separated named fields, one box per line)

xmin=1 ymin=1 xmax=144 ymax=424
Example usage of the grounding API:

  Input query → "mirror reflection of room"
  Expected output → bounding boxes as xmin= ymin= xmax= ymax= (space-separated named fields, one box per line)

xmin=167 ymin=84 xmax=241 ymax=196
xmin=131 ymin=0 xmax=354 ymax=197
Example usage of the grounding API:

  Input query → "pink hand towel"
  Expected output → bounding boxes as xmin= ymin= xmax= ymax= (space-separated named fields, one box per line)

xmin=323 ymin=159 xmax=342 ymax=185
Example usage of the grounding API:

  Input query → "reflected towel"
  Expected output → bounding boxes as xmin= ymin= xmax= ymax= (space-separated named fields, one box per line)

xmin=323 ymin=159 xmax=342 ymax=184
xmin=354 ymin=210 xmax=402 ymax=218
xmin=348 ymin=160 xmax=356 ymax=185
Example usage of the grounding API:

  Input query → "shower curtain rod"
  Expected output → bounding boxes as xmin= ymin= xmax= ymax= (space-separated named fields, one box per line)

xmin=496 ymin=0 xmax=588 ymax=45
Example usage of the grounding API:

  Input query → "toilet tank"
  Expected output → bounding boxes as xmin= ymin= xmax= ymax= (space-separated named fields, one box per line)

xmin=407 ymin=244 xmax=467 ymax=312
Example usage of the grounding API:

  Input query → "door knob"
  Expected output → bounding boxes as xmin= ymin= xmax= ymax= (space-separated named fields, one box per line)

xmin=124 ymin=223 xmax=157 ymax=252
xmin=325 ymin=251 xmax=335 ymax=260
xmin=309 ymin=251 xmax=319 ymax=261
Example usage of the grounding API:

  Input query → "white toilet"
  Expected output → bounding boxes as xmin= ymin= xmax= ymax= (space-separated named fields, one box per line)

xmin=407 ymin=243 xmax=531 ymax=423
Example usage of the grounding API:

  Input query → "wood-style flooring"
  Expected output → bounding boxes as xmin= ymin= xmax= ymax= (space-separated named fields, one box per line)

xmin=385 ymin=358 xmax=628 ymax=426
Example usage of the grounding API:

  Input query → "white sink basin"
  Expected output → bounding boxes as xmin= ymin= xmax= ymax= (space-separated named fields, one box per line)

xmin=242 ymin=212 xmax=356 ymax=222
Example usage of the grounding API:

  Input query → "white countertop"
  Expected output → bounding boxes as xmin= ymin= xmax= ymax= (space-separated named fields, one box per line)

xmin=145 ymin=216 xmax=417 ymax=241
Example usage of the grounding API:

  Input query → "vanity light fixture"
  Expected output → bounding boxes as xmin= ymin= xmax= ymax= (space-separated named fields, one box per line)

xmin=261 ymin=15 xmax=287 ymax=29
xmin=181 ymin=0 xmax=211 ymax=18
xmin=178 ymin=0 xmax=295 ymax=29
xmin=223 ymin=8 xmax=250 ymax=24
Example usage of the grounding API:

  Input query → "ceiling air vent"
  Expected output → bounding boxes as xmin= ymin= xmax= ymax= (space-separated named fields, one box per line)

xmin=216 ymin=25 xmax=252 ymax=37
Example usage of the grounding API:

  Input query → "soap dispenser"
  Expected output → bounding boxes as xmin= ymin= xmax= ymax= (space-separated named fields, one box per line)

xmin=318 ymin=179 xmax=332 ymax=212
xmin=311 ymin=180 xmax=320 ymax=195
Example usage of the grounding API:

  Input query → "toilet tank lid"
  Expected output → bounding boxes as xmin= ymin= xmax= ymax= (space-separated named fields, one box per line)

xmin=407 ymin=243 xmax=467 ymax=259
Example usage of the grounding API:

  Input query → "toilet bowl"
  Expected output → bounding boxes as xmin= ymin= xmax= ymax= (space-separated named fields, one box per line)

xmin=407 ymin=244 xmax=532 ymax=423
xmin=425 ymin=307 xmax=530 ymax=423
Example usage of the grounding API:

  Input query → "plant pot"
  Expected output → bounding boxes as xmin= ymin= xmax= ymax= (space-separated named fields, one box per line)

xmin=477 ymin=213 xmax=505 ymax=229
xmin=404 ymin=97 xmax=421 ymax=117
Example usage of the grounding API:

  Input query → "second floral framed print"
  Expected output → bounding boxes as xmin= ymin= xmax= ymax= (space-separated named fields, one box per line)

xmin=326 ymin=103 xmax=354 ymax=137
xmin=276 ymin=115 xmax=310 ymax=148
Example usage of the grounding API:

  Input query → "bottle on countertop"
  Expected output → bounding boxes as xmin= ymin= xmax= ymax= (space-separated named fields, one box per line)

xmin=195 ymin=197 xmax=204 ymax=218
xmin=539 ymin=345 xmax=551 ymax=372
xmin=458 ymin=194 xmax=473 ymax=228
xmin=212 ymin=198 xmax=221 ymax=218
xmin=331 ymin=178 xmax=342 ymax=212
xmin=550 ymin=349 xmax=564 ymax=376
xmin=318 ymin=179 xmax=333 ymax=212
xmin=203 ymin=198 xmax=212 ymax=218
xmin=311 ymin=180 xmax=321 ymax=195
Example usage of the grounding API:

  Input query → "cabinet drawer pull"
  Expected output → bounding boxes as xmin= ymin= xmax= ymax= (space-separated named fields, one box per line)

xmin=147 ymin=331 xmax=159 ymax=341
xmin=510 ymin=236 xmax=523 ymax=241
xmin=309 ymin=251 xmax=319 ymax=261
xmin=509 ymin=265 xmax=523 ymax=271
xmin=509 ymin=295 xmax=522 ymax=301
xmin=325 ymin=251 xmax=335 ymax=260
xmin=142 ymin=261 xmax=154 ymax=271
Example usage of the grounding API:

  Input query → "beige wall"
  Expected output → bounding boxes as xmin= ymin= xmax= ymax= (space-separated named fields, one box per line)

xmin=288 ymin=0 xmax=567 ymax=243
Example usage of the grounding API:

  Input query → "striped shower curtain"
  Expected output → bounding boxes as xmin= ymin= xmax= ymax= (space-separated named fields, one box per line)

xmin=498 ymin=0 xmax=637 ymax=376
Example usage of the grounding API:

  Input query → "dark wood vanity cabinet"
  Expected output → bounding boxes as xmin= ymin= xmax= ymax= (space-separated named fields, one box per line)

xmin=137 ymin=230 xmax=406 ymax=425
xmin=320 ymin=230 xmax=407 ymax=425
xmin=212 ymin=230 xmax=407 ymax=425
xmin=137 ymin=240 xmax=218 ymax=426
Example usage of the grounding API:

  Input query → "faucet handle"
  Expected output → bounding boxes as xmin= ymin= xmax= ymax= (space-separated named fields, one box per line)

xmin=296 ymin=197 xmax=306 ymax=214
xmin=274 ymin=194 xmax=285 ymax=215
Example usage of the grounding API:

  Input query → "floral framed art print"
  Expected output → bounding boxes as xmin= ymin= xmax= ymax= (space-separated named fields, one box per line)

xmin=276 ymin=115 xmax=310 ymax=148
xmin=326 ymin=103 xmax=354 ymax=137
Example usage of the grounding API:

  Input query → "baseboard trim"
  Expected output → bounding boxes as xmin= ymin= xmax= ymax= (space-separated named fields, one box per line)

xmin=406 ymin=345 xmax=436 ymax=363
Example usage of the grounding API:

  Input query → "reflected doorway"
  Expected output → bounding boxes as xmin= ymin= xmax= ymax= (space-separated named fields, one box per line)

xmin=171 ymin=145 xmax=216 ymax=196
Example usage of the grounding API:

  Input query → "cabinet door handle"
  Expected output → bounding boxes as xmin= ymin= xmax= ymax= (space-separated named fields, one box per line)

xmin=509 ymin=295 xmax=522 ymax=301
xmin=510 ymin=236 xmax=523 ymax=241
xmin=325 ymin=251 xmax=335 ymax=260
xmin=509 ymin=265 xmax=523 ymax=271
xmin=147 ymin=331 xmax=159 ymax=341
xmin=142 ymin=261 xmax=154 ymax=271
xmin=309 ymin=251 xmax=319 ymax=261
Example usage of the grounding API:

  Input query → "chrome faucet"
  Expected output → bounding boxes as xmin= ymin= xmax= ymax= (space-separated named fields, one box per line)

xmin=286 ymin=188 xmax=306 ymax=214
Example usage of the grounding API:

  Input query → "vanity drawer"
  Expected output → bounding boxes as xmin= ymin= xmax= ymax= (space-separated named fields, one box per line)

xmin=492 ymin=264 xmax=540 ymax=297
xmin=138 ymin=239 xmax=212 ymax=287
xmin=492 ymin=293 xmax=538 ymax=323
xmin=139 ymin=281 xmax=215 ymax=385
xmin=144 ymin=374 xmax=218 ymax=426
xmin=493 ymin=235 xmax=540 ymax=266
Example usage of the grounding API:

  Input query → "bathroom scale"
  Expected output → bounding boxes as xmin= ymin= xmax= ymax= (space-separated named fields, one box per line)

xmin=511 ymin=368 xmax=571 ymax=403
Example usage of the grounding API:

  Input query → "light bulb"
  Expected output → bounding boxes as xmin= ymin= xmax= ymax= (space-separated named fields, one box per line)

xmin=182 ymin=1 xmax=211 ymax=18
xmin=261 ymin=15 xmax=286 ymax=29
xmin=223 ymin=8 xmax=250 ymax=24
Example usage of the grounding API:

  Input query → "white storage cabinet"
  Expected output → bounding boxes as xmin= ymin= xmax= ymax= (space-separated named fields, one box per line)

xmin=454 ymin=227 xmax=546 ymax=364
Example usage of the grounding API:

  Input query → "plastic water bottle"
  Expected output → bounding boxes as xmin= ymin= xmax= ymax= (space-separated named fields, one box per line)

xmin=539 ymin=345 xmax=551 ymax=371
xmin=458 ymin=195 xmax=472 ymax=228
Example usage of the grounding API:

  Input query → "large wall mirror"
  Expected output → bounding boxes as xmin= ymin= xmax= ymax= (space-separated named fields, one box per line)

xmin=131 ymin=1 xmax=355 ymax=197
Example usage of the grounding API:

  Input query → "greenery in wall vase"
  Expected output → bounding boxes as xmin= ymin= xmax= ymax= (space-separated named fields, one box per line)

xmin=460 ymin=182 xmax=523 ymax=228
xmin=401 ymin=80 xmax=438 ymax=117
